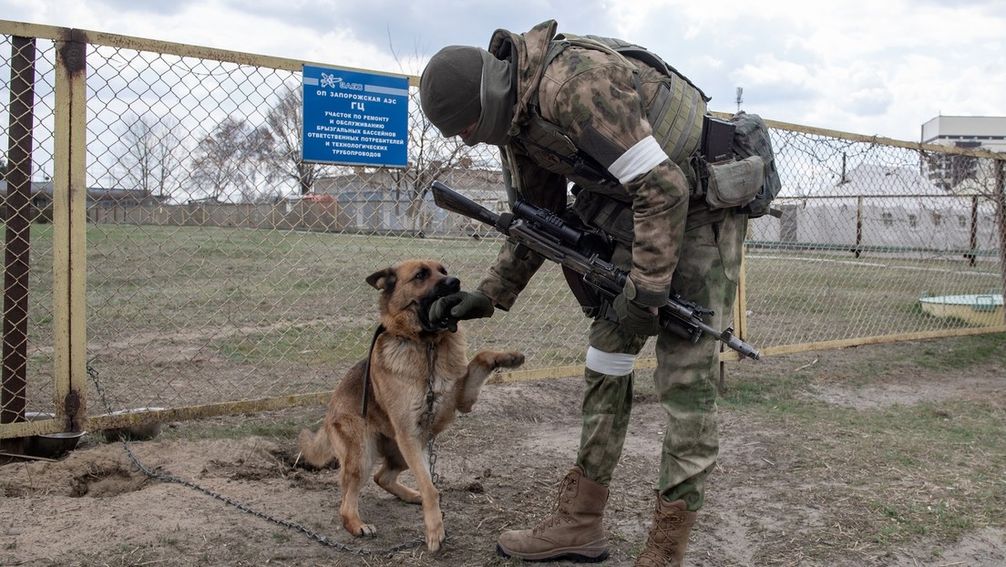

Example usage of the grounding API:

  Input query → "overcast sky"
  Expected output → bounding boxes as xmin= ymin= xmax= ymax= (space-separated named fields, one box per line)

xmin=3 ymin=0 xmax=1004 ymax=141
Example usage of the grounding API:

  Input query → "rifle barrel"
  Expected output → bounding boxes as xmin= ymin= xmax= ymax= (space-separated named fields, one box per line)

xmin=431 ymin=181 xmax=501 ymax=227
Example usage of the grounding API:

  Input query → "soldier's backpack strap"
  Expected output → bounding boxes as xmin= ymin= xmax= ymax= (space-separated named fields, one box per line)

xmin=537 ymin=33 xmax=708 ymax=171
xmin=541 ymin=33 xmax=646 ymax=110
xmin=580 ymin=34 xmax=710 ymax=102
xmin=516 ymin=34 xmax=653 ymax=188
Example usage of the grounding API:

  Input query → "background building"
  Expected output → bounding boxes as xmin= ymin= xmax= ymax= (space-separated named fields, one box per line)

xmin=921 ymin=115 xmax=1006 ymax=190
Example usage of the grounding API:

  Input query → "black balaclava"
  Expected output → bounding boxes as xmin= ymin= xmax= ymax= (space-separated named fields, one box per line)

xmin=420 ymin=46 xmax=515 ymax=146
xmin=419 ymin=45 xmax=483 ymax=137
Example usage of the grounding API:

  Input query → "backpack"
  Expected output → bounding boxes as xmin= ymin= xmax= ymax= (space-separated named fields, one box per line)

xmin=528 ymin=33 xmax=709 ymax=191
xmin=555 ymin=36 xmax=782 ymax=218
xmin=730 ymin=112 xmax=782 ymax=218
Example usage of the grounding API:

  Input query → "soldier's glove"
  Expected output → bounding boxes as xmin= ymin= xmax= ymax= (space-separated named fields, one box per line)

xmin=428 ymin=290 xmax=494 ymax=332
xmin=612 ymin=277 xmax=662 ymax=337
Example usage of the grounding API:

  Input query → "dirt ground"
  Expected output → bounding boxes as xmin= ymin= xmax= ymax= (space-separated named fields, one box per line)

xmin=2 ymin=339 xmax=1004 ymax=567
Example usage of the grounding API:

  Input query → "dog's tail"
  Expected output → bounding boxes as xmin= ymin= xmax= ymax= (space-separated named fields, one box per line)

xmin=297 ymin=425 xmax=336 ymax=468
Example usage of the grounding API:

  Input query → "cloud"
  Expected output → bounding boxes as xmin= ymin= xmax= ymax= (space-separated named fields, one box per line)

xmin=732 ymin=55 xmax=815 ymax=99
xmin=1 ymin=0 xmax=1004 ymax=140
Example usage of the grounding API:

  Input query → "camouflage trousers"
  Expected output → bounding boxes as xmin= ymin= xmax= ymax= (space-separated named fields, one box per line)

xmin=575 ymin=210 xmax=747 ymax=512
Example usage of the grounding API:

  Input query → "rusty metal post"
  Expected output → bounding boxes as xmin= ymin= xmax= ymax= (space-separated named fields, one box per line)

xmin=968 ymin=196 xmax=979 ymax=267
xmin=854 ymin=195 xmax=863 ymax=258
xmin=2 ymin=36 xmax=36 ymax=453
xmin=995 ymin=158 xmax=1006 ymax=324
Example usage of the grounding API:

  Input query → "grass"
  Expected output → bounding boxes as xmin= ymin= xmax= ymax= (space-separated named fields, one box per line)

xmin=7 ymin=220 xmax=1003 ymax=418
xmin=745 ymin=249 xmax=1001 ymax=345
xmin=212 ymin=324 xmax=374 ymax=365
xmin=910 ymin=332 xmax=1006 ymax=369
xmin=156 ymin=412 xmax=311 ymax=442
xmin=719 ymin=333 xmax=1006 ymax=556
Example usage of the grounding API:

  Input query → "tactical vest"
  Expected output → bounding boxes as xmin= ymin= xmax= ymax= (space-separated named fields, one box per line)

xmin=512 ymin=33 xmax=711 ymax=203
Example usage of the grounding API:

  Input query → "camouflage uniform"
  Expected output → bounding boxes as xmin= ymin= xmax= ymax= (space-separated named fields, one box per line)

xmin=474 ymin=20 xmax=747 ymax=511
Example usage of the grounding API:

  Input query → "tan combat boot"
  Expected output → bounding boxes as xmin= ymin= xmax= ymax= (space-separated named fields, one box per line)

xmin=497 ymin=465 xmax=609 ymax=562
xmin=634 ymin=497 xmax=697 ymax=567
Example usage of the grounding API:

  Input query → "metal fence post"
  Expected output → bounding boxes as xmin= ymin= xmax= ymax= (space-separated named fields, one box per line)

xmin=967 ymin=195 xmax=979 ymax=268
xmin=854 ymin=195 xmax=863 ymax=258
xmin=52 ymin=30 xmax=88 ymax=432
xmin=1 ymin=36 xmax=35 ymax=452
xmin=995 ymin=157 xmax=1006 ymax=324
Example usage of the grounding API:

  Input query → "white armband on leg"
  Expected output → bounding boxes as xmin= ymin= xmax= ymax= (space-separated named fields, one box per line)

xmin=585 ymin=346 xmax=637 ymax=376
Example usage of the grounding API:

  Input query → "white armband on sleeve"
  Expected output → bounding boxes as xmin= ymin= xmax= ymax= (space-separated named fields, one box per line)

xmin=607 ymin=135 xmax=669 ymax=185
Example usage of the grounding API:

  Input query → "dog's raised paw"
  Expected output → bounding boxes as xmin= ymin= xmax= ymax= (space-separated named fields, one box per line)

xmin=493 ymin=352 xmax=525 ymax=369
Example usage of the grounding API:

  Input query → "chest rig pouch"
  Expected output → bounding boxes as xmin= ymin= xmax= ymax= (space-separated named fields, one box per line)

xmin=692 ymin=113 xmax=775 ymax=212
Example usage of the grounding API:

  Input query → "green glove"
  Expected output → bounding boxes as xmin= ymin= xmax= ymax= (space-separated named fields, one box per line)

xmin=428 ymin=291 xmax=494 ymax=332
xmin=612 ymin=292 xmax=660 ymax=336
xmin=612 ymin=277 xmax=664 ymax=336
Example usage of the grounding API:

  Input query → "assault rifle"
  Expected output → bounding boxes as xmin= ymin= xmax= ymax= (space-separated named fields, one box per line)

xmin=431 ymin=181 xmax=761 ymax=360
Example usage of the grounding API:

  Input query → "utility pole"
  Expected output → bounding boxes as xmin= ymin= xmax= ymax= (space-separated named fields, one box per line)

xmin=736 ymin=87 xmax=744 ymax=113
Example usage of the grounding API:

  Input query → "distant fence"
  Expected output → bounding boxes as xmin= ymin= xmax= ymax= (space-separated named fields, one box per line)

xmin=2 ymin=20 xmax=1004 ymax=443
xmin=750 ymin=194 xmax=999 ymax=258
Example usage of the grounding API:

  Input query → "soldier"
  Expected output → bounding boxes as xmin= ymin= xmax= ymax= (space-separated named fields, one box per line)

xmin=420 ymin=20 xmax=761 ymax=566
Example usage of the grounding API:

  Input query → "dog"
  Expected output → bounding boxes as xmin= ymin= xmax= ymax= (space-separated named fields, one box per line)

xmin=298 ymin=259 xmax=524 ymax=552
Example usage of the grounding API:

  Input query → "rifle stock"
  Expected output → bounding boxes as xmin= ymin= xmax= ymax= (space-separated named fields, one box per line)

xmin=430 ymin=181 xmax=761 ymax=360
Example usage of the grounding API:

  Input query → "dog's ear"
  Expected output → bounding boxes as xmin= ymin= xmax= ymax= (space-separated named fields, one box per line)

xmin=365 ymin=267 xmax=397 ymax=291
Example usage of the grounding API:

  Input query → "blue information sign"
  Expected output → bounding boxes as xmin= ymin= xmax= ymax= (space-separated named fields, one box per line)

xmin=302 ymin=65 xmax=409 ymax=167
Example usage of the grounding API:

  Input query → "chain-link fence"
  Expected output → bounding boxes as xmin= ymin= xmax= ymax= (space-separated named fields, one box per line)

xmin=2 ymin=21 xmax=1004 ymax=439
xmin=744 ymin=123 xmax=1005 ymax=351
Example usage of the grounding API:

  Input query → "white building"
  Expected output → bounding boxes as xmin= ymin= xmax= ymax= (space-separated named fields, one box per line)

xmin=921 ymin=115 xmax=1006 ymax=152
xmin=748 ymin=164 xmax=998 ymax=256
xmin=920 ymin=115 xmax=1006 ymax=190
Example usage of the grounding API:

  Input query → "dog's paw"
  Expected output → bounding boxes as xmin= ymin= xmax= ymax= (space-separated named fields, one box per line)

xmin=356 ymin=523 xmax=377 ymax=538
xmin=490 ymin=351 xmax=525 ymax=370
xmin=425 ymin=519 xmax=446 ymax=552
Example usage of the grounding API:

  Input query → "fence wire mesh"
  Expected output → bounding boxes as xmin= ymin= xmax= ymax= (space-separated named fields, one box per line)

xmin=747 ymin=128 xmax=1005 ymax=348
xmin=1 ymin=25 xmax=1004 ymax=429
xmin=76 ymin=40 xmax=549 ymax=415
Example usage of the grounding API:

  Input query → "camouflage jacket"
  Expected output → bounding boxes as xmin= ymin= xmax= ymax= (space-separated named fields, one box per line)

xmin=476 ymin=20 xmax=701 ymax=310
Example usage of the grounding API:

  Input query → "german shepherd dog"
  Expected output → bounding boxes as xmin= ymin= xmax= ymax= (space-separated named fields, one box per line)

xmin=298 ymin=259 xmax=524 ymax=551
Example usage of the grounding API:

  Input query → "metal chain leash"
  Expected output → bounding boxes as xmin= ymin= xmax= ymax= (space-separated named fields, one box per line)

xmin=418 ymin=341 xmax=448 ymax=542
xmin=86 ymin=361 xmax=424 ymax=557
xmin=421 ymin=342 xmax=440 ymax=488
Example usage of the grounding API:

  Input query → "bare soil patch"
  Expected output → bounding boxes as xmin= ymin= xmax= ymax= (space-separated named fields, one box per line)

xmin=2 ymin=338 xmax=1004 ymax=566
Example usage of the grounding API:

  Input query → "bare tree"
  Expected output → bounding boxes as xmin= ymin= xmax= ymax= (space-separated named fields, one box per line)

xmin=388 ymin=96 xmax=471 ymax=231
xmin=384 ymin=43 xmax=481 ymax=231
xmin=262 ymin=85 xmax=323 ymax=195
xmin=190 ymin=116 xmax=269 ymax=202
xmin=934 ymin=153 xmax=1006 ymax=306
xmin=925 ymin=151 xmax=979 ymax=191
xmin=112 ymin=113 xmax=186 ymax=197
